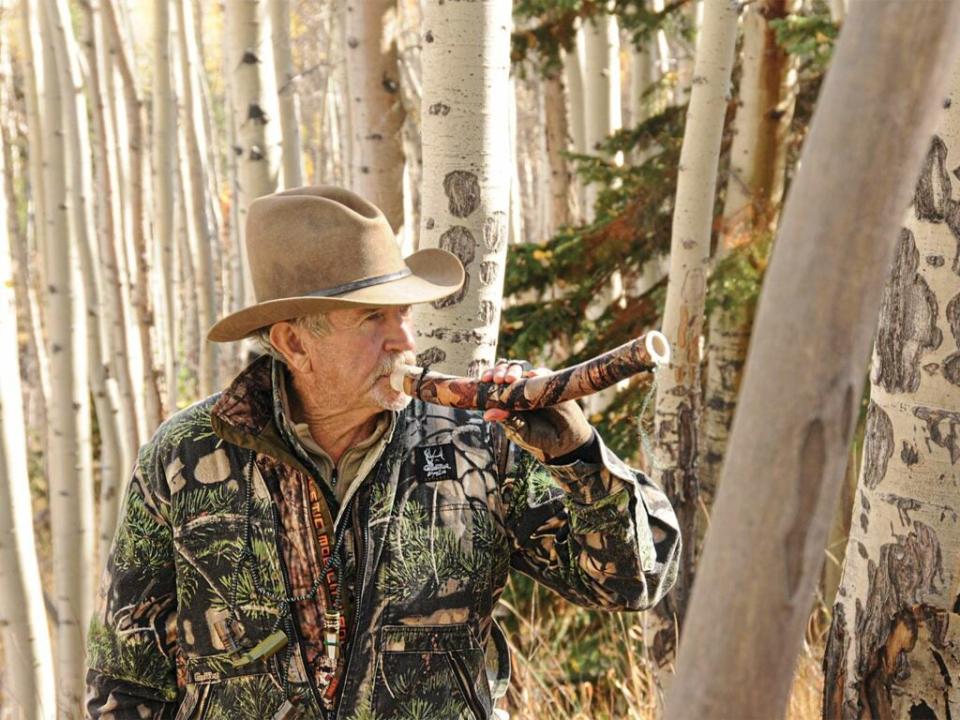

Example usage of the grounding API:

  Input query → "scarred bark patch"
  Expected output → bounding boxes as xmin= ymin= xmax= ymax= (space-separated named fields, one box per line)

xmin=874 ymin=229 xmax=941 ymax=393
xmin=912 ymin=407 xmax=960 ymax=464
xmin=849 ymin=524 xmax=944 ymax=719
xmin=416 ymin=346 xmax=446 ymax=367
xmin=479 ymin=261 xmax=498 ymax=286
xmin=823 ymin=601 xmax=850 ymax=719
xmin=915 ymin=136 xmax=950 ymax=222
xmin=443 ymin=171 xmax=480 ymax=218
xmin=863 ymin=402 xmax=895 ymax=489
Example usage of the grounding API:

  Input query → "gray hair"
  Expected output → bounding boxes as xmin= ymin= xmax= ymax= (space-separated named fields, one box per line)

xmin=254 ymin=312 xmax=332 ymax=364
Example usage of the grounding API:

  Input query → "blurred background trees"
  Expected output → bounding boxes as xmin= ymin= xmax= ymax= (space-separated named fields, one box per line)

xmin=4 ymin=0 xmax=958 ymax=718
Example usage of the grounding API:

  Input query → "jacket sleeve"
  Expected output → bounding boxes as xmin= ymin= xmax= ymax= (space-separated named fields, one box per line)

xmin=498 ymin=427 xmax=681 ymax=611
xmin=85 ymin=441 xmax=180 ymax=718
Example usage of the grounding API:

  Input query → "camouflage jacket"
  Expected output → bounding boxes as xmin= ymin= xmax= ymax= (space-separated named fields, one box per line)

xmin=86 ymin=356 xmax=680 ymax=720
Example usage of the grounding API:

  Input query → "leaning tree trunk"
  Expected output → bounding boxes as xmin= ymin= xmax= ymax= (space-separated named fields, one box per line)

xmin=40 ymin=1 xmax=97 ymax=713
xmin=700 ymin=0 xmax=797 ymax=526
xmin=650 ymin=0 xmax=739 ymax=652
xmin=343 ymin=0 xmax=405 ymax=231
xmin=270 ymin=0 xmax=303 ymax=188
xmin=412 ymin=0 xmax=512 ymax=377
xmin=562 ymin=24 xmax=587 ymax=222
xmin=663 ymin=3 xmax=960 ymax=719
xmin=225 ymin=0 xmax=281 ymax=309
xmin=822 ymin=68 xmax=960 ymax=720
xmin=0 ymin=24 xmax=56 ymax=720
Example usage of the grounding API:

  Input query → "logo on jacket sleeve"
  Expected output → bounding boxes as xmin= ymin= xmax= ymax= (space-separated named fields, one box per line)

xmin=415 ymin=444 xmax=457 ymax=482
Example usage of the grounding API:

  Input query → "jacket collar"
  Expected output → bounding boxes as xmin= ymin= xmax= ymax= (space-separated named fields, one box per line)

xmin=210 ymin=354 xmax=276 ymax=438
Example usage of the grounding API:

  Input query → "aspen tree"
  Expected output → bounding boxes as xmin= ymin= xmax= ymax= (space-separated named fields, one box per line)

xmin=154 ymin=0 xmax=178 ymax=410
xmin=651 ymin=0 xmax=738 ymax=645
xmin=82 ymin=0 xmax=141 ymax=554
xmin=17 ymin=0 xmax=52 ymax=429
xmin=701 ymin=0 xmax=797 ymax=515
xmin=225 ymin=0 xmax=281 ymax=308
xmin=582 ymin=8 xmax=622 ymax=219
xmin=822 ymin=63 xmax=960 ymax=720
xmin=0 ymin=154 xmax=56 ymax=720
xmin=562 ymin=24 xmax=587 ymax=222
xmin=40 ymin=0 xmax=97 ymax=711
xmin=176 ymin=0 xmax=218 ymax=394
xmin=665 ymin=3 xmax=960 ymax=718
xmin=413 ymin=0 xmax=512 ymax=376
xmin=344 ymin=0 xmax=405 ymax=231
xmin=543 ymin=73 xmax=577 ymax=233
xmin=396 ymin=0 xmax=423 ymax=251
xmin=103 ymin=0 xmax=165 ymax=431
xmin=47 ymin=0 xmax=127 ymax=576
xmin=270 ymin=0 xmax=303 ymax=188
xmin=0 ymin=14 xmax=55 ymax=718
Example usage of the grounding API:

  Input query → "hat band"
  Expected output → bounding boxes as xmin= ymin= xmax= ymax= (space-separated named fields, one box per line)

xmin=305 ymin=268 xmax=412 ymax=298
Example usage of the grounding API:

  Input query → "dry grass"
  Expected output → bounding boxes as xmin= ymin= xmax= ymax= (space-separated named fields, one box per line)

xmin=499 ymin=575 xmax=825 ymax=720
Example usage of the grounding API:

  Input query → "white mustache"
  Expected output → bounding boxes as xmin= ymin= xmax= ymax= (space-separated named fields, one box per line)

xmin=372 ymin=352 xmax=416 ymax=381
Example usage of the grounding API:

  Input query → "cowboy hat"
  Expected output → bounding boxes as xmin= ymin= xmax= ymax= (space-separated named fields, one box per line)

xmin=207 ymin=186 xmax=464 ymax=342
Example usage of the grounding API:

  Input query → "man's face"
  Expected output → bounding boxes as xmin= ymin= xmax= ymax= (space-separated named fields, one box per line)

xmin=298 ymin=305 xmax=416 ymax=413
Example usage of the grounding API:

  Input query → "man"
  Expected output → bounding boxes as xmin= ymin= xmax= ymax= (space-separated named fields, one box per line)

xmin=86 ymin=186 xmax=680 ymax=720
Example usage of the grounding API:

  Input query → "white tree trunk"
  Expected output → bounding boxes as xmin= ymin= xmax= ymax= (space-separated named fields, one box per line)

xmin=701 ymin=0 xmax=798 ymax=518
xmin=104 ymin=0 xmax=165 ymax=431
xmin=651 ymin=0 xmax=739 ymax=633
xmin=412 ymin=0 xmax=512 ymax=377
xmin=83 ymin=0 xmax=140 ymax=558
xmin=270 ymin=0 xmax=303 ymax=188
xmin=154 ymin=0 xmax=178 ymax=410
xmin=396 ymin=0 xmax=423 ymax=252
xmin=664 ymin=3 xmax=960 ymax=717
xmin=176 ymin=0 xmax=218 ymax=395
xmin=0 ymin=18 xmax=56 ymax=720
xmin=225 ymin=0 xmax=282 ymax=308
xmin=343 ymin=0 xmax=405 ymax=230
xmin=40 ymin=1 xmax=97 ymax=712
xmin=822 ymin=67 xmax=960 ymax=720
xmin=582 ymin=10 xmax=622 ymax=220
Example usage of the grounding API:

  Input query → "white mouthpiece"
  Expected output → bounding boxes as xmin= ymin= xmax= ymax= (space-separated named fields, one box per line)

xmin=390 ymin=364 xmax=423 ymax=394
xmin=645 ymin=331 xmax=671 ymax=366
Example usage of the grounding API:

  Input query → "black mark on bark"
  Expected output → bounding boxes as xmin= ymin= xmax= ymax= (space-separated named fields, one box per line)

xmin=478 ymin=300 xmax=496 ymax=325
xmin=247 ymin=104 xmax=269 ymax=125
xmin=241 ymin=49 xmax=259 ymax=65
xmin=443 ymin=171 xmax=480 ymax=218
xmin=425 ymin=217 xmax=435 ymax=230
xmin=381 ymin=73 xmax=399 ymax=94
xmin=915 ymin=136 xmax=950 ymax=221
xmin=466 ymin=359 xmax=485 ymax=379
xmin=860 ymin=512 xmax=869 ymax=533
xmin=416 ymin=347 xmax=446 ymax=367
xmin=428 ymin=103 xmax=450 ymax=116
xmin=346 ymin=36 xmax=359 ymax=49
xmin=942 ymin=293 xmax=960 ymax=387
xmin=822 ymin=601 xmax=848 ymax=719
xmin=423 ymin=326 xmax=488 ymax=346
xmin=901 ymin=441 xmax=919 ymax=466
xmin=784 ymin=419 xmax=825 ymax=598
xmin=878 ymin=493 xmax=922 ymax=526
xmin=481 ymin=211 xmax=507 ymax=252
xmin=424 ymin=30 xmax=434 ymax=43
xmin=432 ymin=226 xmax=475 ymax=308
xmin=913 ymin=406 xmax=960 ymax=464
xmin=926 ymin=255 xmax=945 ymax=267
xmin=479 ymin=261 xmax=498 ymax=287
xmin=875 ymin=229 xmax=941 ymax=393
xmin=863 ymin=402 xmax=895 ymax=489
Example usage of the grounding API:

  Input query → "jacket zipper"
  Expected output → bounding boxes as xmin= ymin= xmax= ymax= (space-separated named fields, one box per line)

xmin=268 ymin=497 xmax=327 ymax=717
xmin=334 ymin=490 xmax=369 ymax=718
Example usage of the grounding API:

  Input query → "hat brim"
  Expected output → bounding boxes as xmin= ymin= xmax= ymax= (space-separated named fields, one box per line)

xmin=207 ymin=248 xmax=465 ymax=342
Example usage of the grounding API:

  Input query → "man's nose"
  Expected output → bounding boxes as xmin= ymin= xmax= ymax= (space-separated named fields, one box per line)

xmin=384 ymin=312 xmax=416 ymax=353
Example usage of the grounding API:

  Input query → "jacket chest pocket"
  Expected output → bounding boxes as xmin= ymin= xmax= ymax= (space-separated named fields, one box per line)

xmin=373 ymin=624 xmax=492 ymax=720
xmin=383 ymin=499 xmax=508 ymax=612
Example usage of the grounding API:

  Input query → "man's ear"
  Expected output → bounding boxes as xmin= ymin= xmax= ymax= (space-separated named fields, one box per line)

xmin=269 ymin=322 xmax=311 ymax=372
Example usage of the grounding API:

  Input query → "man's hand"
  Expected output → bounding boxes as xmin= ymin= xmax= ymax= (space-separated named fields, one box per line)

xmin=480 ymin=360 xmax=593 ymax=464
